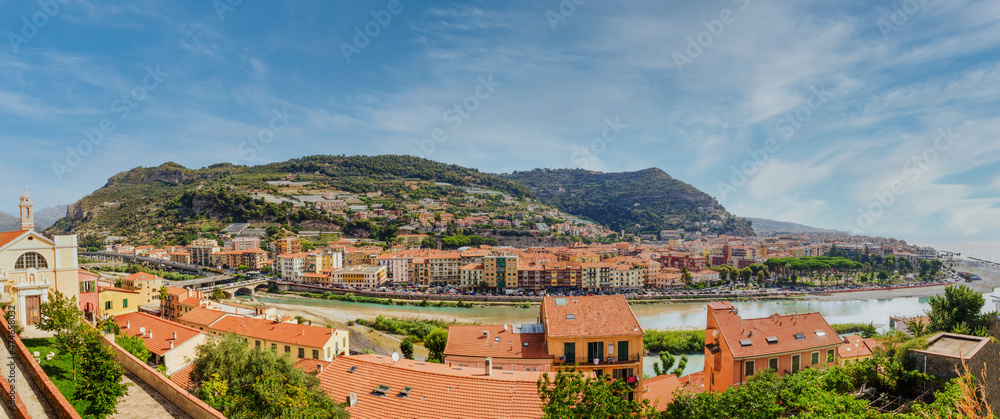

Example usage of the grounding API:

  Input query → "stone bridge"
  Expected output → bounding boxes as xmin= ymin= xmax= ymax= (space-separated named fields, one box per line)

xmin=197 ymin=278 xmax=272 ymax=298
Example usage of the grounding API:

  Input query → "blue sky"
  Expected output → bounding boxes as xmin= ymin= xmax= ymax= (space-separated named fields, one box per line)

xmin=2 ymin=0 xmax=1000 ymax=245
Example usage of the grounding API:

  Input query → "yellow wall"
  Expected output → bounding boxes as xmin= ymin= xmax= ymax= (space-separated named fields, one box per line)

xmin=99 ymin=290 xmax=139 ymax=317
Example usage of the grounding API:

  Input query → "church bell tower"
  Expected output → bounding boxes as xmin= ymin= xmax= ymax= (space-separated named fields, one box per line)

xmin=19 ymin=188 xmax=34 ymax=232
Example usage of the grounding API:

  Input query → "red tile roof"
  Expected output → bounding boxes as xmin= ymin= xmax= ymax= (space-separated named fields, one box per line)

xmin=114 ymin=312 xmax=205 ymax=356
xmin=177 ymin=307 xmax=228 ymax=328
xmin=123 ymin=272 xmax=162 ymax=282
xmin=708 ymin=302 xmax=841 ymax=359
xmin=0 ymin=230 xmax=26 ymax=249
xmin=208 ymin=315 xmax=341 ymax=348
xmin=541 ymin=295 xmax=643 ymax=338
xmin=169 ymin=363 xmax=196 ymax=392
xmin=838 ymin=334 xmax=874 ymax=359
xmin=443 ymin=325 xmax=550 ymax=360
xmin=298 ymin=354 xmax=543 ymax=419
xmin=643 ymin=374 xmax=681 ymax=411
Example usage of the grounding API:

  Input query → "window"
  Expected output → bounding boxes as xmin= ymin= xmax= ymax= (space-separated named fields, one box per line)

xmin=313 ymin=349 xmax=319 ymax=359
xmin=617 ymin=341 xmax=629 ymax=362
xmin=105 ymin=301 xmax=112 ymax=310
xmin=271 ymin=343 xmax=277 ymax=351
xmin=744 ymin=360 xmax=755 ymax=377
xmin=255 ymin=340 xmax=261 ymax=349
xmin=298 ymin=348 xmax=305 ymax=358
xmin=612 ymin=368 xmax=633 ymax=379
xmin=285 ymin=345 xmax=291 ymax=353
xmin=15 ymin=252 xmax=48 ymax=269
xmin=791 ymin=355 xmax=801 ymax=373
xmin=811 ymin=352 xmax=820 ymax=365
xmin=587 ymin=342 xmax=604 ymax=362
xmin=123 ymin=299 xmax=128 ymax=308
xmin=768 ymin=358 xmax=778 ymax=371
xmin=827 ymin=349 xmax=835 ymax=363
xmin=563 ymin=343 xmax=576 ymax=363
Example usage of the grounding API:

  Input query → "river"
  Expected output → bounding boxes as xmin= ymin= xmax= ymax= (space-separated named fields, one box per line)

xmin=252 ymin=295 xmax=934 ymax=377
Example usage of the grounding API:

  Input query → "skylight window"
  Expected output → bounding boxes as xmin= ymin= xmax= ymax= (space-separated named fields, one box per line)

xmin=400 ymin=387 xmax=413 ymax=397
xmin=739 ymin=339 xmax=752 ymax=347
xmin=494 ymin=337 xmax=500 ymax=343
xmin=794 ymin=332 xmax=806 ymax=340
xmin=555 ymin=298 xmax=567 ymax=306
xmin=815 ymin=330 xmax=827 ymax=337
xmin=566 ymin=314 xmax=575 ymax=320
xmin=766 ymin=336 xmax=778 ymax=344
xmin=374 ymin=385 xmax=391 ymax=396
xmin=348 ymin=366 xmax=357 ymax=373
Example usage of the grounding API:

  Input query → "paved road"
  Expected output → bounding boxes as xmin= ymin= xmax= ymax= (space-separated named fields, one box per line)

xmin=0 ymin=336 xmax=56 ymax=418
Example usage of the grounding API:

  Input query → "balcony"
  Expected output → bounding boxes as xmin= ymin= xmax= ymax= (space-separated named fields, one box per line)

xmin=554 ymin=354 xmax=642 ymax=367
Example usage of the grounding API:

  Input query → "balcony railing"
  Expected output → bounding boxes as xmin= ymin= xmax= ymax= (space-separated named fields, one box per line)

xmin=554 ymin=355 xmax=642 ymax=366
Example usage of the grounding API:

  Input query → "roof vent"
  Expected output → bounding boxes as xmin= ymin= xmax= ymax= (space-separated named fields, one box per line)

xmin=126 ymin=321 xmax=130 ymax=329
xmin=739 ymin=339 xmax=752 ymax=347
xmin=347 ymin=393 xmax=358 ymax=407
xmin=766 ymin=336 xmax=778 ymax=344
xmin=483 ymin=331 xmax=489 ymax=338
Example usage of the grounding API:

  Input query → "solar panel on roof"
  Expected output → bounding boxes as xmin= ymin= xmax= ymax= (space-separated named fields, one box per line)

xmin=766 ymin=336 xmax=778 ymax=344
xmin=739 ymin=339 xmax=752 ymax=347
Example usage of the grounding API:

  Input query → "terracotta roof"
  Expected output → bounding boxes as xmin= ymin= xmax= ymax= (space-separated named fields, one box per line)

xmin=181 ymin=297 xmax=202 ymax=306
xmin=123 ymin=272 xmax=162 ymax=282
xmin=114 ymin=312 xmax=205 ymax=356
xmin=443 ymin=325 xmax=550 ymax=360
xmin=541 ymin=295 xmax=643 ymax=338
xmin=177 ymin=307 xmax=228 ymax=328
xmin=643 ymin=374 xmax=682 ymax=411
xmin=838 ymin=335 xmax=874 ymax=359
xmin=166 ymin=286 xmax=188 ymax=296
xmin=209 ymin=315 xmax=341 ymax=348
xmin=99 ymin=287 xmax=139 ymax=294
xmin=0 ymin=230 xmax=26 ymax=249
xmin=298 ymin=354 xmax=543 ymax=419
xmin=169 ymin=363 xmax=196 ymax=392
xmin=708 ymin=302 xmax=841 ymax=359
xmin=678 ymin=371 xmax=706 ymax=394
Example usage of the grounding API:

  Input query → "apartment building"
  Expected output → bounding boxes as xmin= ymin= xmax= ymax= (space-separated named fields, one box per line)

xmin=119 ymin=272 xmax=162 ymax=306
xmin=541 ymin=295 xmax=645 ymax=399
xmin=277 ymin=253 xmax=308 ymax=281
xmin=460 ymin=263 xmax=484 ymax=289
xmin=272 ymin=237 xmax=302 ymax=255
xmin=99 ymin=287 xmax=139 ymax=317
xmin=330 ymin=265 xmax=388 ymax=288
xmin=516 ymin=262 xmax=583 ymax=292
xmin=443 ymin=324 xmax=552 ymax=372
xmin=206 ymin=315 xmax=349 ymax=361
xmin=427 ymin=252 xmax=461 ymax=286
xmin=703 ymin=302 xmax=841 ymax=393
xmin=483 ymin=253 xmax=518 ymax=291
xmin=169 ymin=251 xmax=192 ymax=265
xmin=161 ymin=286 xmax=205 ymax=321
xmin=230 ymin=236 xmax=261 ymax=252
xmin=188 ymin=238 xmax=220 ymax=267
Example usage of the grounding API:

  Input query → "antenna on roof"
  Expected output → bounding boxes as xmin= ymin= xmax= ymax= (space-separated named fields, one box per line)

xmin=391 ymin=352 xmax=400 ymax=363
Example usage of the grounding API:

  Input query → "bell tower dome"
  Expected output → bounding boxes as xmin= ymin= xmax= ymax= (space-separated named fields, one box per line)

xmin=19 ymin=188 xmax=34 ymax=232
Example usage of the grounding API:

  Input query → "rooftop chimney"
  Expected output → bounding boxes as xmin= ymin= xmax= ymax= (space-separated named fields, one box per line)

xmin=170 ymin=341 xmax=174 ymax=350
xmin=173 ymin=331 xmax=177 ymax=339
xmin=148 ymin=331 xmax=153 ymax=339
xmin=485 ymin=357 xmax=493 ymax=376
xmin=126 ymin=321 xmax=130 ymax=329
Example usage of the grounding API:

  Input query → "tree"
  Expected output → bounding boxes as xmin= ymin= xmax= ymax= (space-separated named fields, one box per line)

xmin=424 ymin=328 xmax=448 ymax=363
xmin=37 ymin=290 xmax=87 ymax=380
xmin=672 ymin=355 xmax=688 ymax=376
xmin=210 ymin=287 xmax=226 ymax=301
xmin=191 ymin=333 xmax=348 ymax=419
xmin=756 ymin=270 xmax=765 ymax=285
xmin=158 ymin=286 xmax=170 ymax=304
xmin=680 ymin=267 xmax=692 ymax=286
xmin=859 ymin=323 xmax=878 ymax=339
xmin=538 ymin=366 xmax=658 ymax=418
xmin=927 ymin=284 xmax=990 ymax=336
xmin=74 ymin=328 xmax=128 ymax=419
xmin=400 ymin=338 xmax=414 ymax=359
xmin=740 ymin=267 xmax=752 ymax=283
xmin=652 ymin=352 xmax=675 ymax=377
xmin=117 ymin=334 xmax=151 ymax=362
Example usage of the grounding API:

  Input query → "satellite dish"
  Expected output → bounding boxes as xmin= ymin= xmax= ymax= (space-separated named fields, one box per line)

xmin=392 ymin=352 xmax=400 ymax=362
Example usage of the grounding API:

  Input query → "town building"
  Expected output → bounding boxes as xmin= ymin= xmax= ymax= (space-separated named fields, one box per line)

xmin=161 ymin=286 xmax=205 ymax=321
xmin=911 ymin=333 xmax=1000 ymax=414
xmin=703 ymin=302 xmax=841 ymax=393
xmin=837 ymin=334 xmax=876 ymax=365
xmin=119 ymin=272 xmax=163 ymax=306
xmin=0 ymin=190 xmax=81 ymax=326
xmin=329 ymin=265 xmax=388 ymax=288
xmin=443 ymin=324 xmax=552 ymax=372
xmin=99 ymin=286 xmax=139 ymax=317
xmin=187 ymin=238 xmax=220 ymax=267
xmin=204 ymin=314 xmax=349 ymax=361
xmin=114 ymin=311 xmax=210 ymax=374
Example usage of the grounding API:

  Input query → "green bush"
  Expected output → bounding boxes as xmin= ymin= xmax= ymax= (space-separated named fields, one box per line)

xmin=644 ymin=330 xmax=703 ymax=354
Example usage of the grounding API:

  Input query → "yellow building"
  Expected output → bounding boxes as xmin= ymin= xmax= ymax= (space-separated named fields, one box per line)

xmin=484 ymin=253 xmax=518 ymax=290
xmin=119 ymin=272 xmax=163 ymax=306
xmin=0 ymin=189 xmax=81 ymax=327
xmin=541 ymin=295 xmax=644 ymax=399
xmin=99 ymin=287 xmax=139 ymax=317
xmin=330 ymin=265 xmax=387 ymax=288
xmin=206 ymin=313 xmax=350 ymax=361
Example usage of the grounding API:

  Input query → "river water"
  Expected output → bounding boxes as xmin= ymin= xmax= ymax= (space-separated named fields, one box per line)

xmin=255 ymin=295 xmax=934 ymax=377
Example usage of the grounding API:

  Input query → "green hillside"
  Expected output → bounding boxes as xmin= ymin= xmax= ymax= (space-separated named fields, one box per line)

xmin=503 ymin=168 xmax=754 ymax=236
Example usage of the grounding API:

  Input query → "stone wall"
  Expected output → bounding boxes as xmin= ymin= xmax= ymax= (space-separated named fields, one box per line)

xmin=0 ymin=316 xmax=80 ymax=419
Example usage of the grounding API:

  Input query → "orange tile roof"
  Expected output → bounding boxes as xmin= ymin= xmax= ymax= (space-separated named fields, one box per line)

xmin=0 ymin=230 xmax=26 ymax=249
xmin=99 ymin=287 xmax=139 ymax=294
xmin=169 ymin=363 xmax=196 ymax=392
xmin=177 ymin=307 xmax=228 ymax=328
xmin=541 ymin=296 xmax=642 ymax=338
xmin=708 ymin=302 xmax=841 ymax=359
xmin=299 ymin=354 xmax=543 ymax=419
xmin=209 ymin=315 xmax=341 ymax=348
xmin=114 ymin=312 xmax=205 ymax=356
xmin=643 ymin=374 xmax=682 ymax=411
xmin=166 ymin=286 xmax=188 ymax=296
xmin=443 ymin=325 xmax=550 ymax=360
xmin=181 ymin=297 xmax=202 ymax=306
xmin=838 ymin=334 xmax=874 ymax=359
xmin=123 ymin=272 xmax=162 ymax=282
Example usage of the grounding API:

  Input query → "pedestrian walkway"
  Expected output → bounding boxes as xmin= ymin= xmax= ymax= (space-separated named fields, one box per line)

xmin=0 ymin=334 xmax=56 ymax=418
xmin=110 ymin=370 xmax=191 ymax=419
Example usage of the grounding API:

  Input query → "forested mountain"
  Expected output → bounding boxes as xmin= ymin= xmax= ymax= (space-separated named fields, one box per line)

xmin=746 ymin=217 xmax=848 ymax=236
xmin=503 ymin=168 xmax=754 ymax=236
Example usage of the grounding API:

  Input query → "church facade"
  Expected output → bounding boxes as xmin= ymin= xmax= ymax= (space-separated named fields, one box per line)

xmin=0 ymin=190 xmax=79 ymax=327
